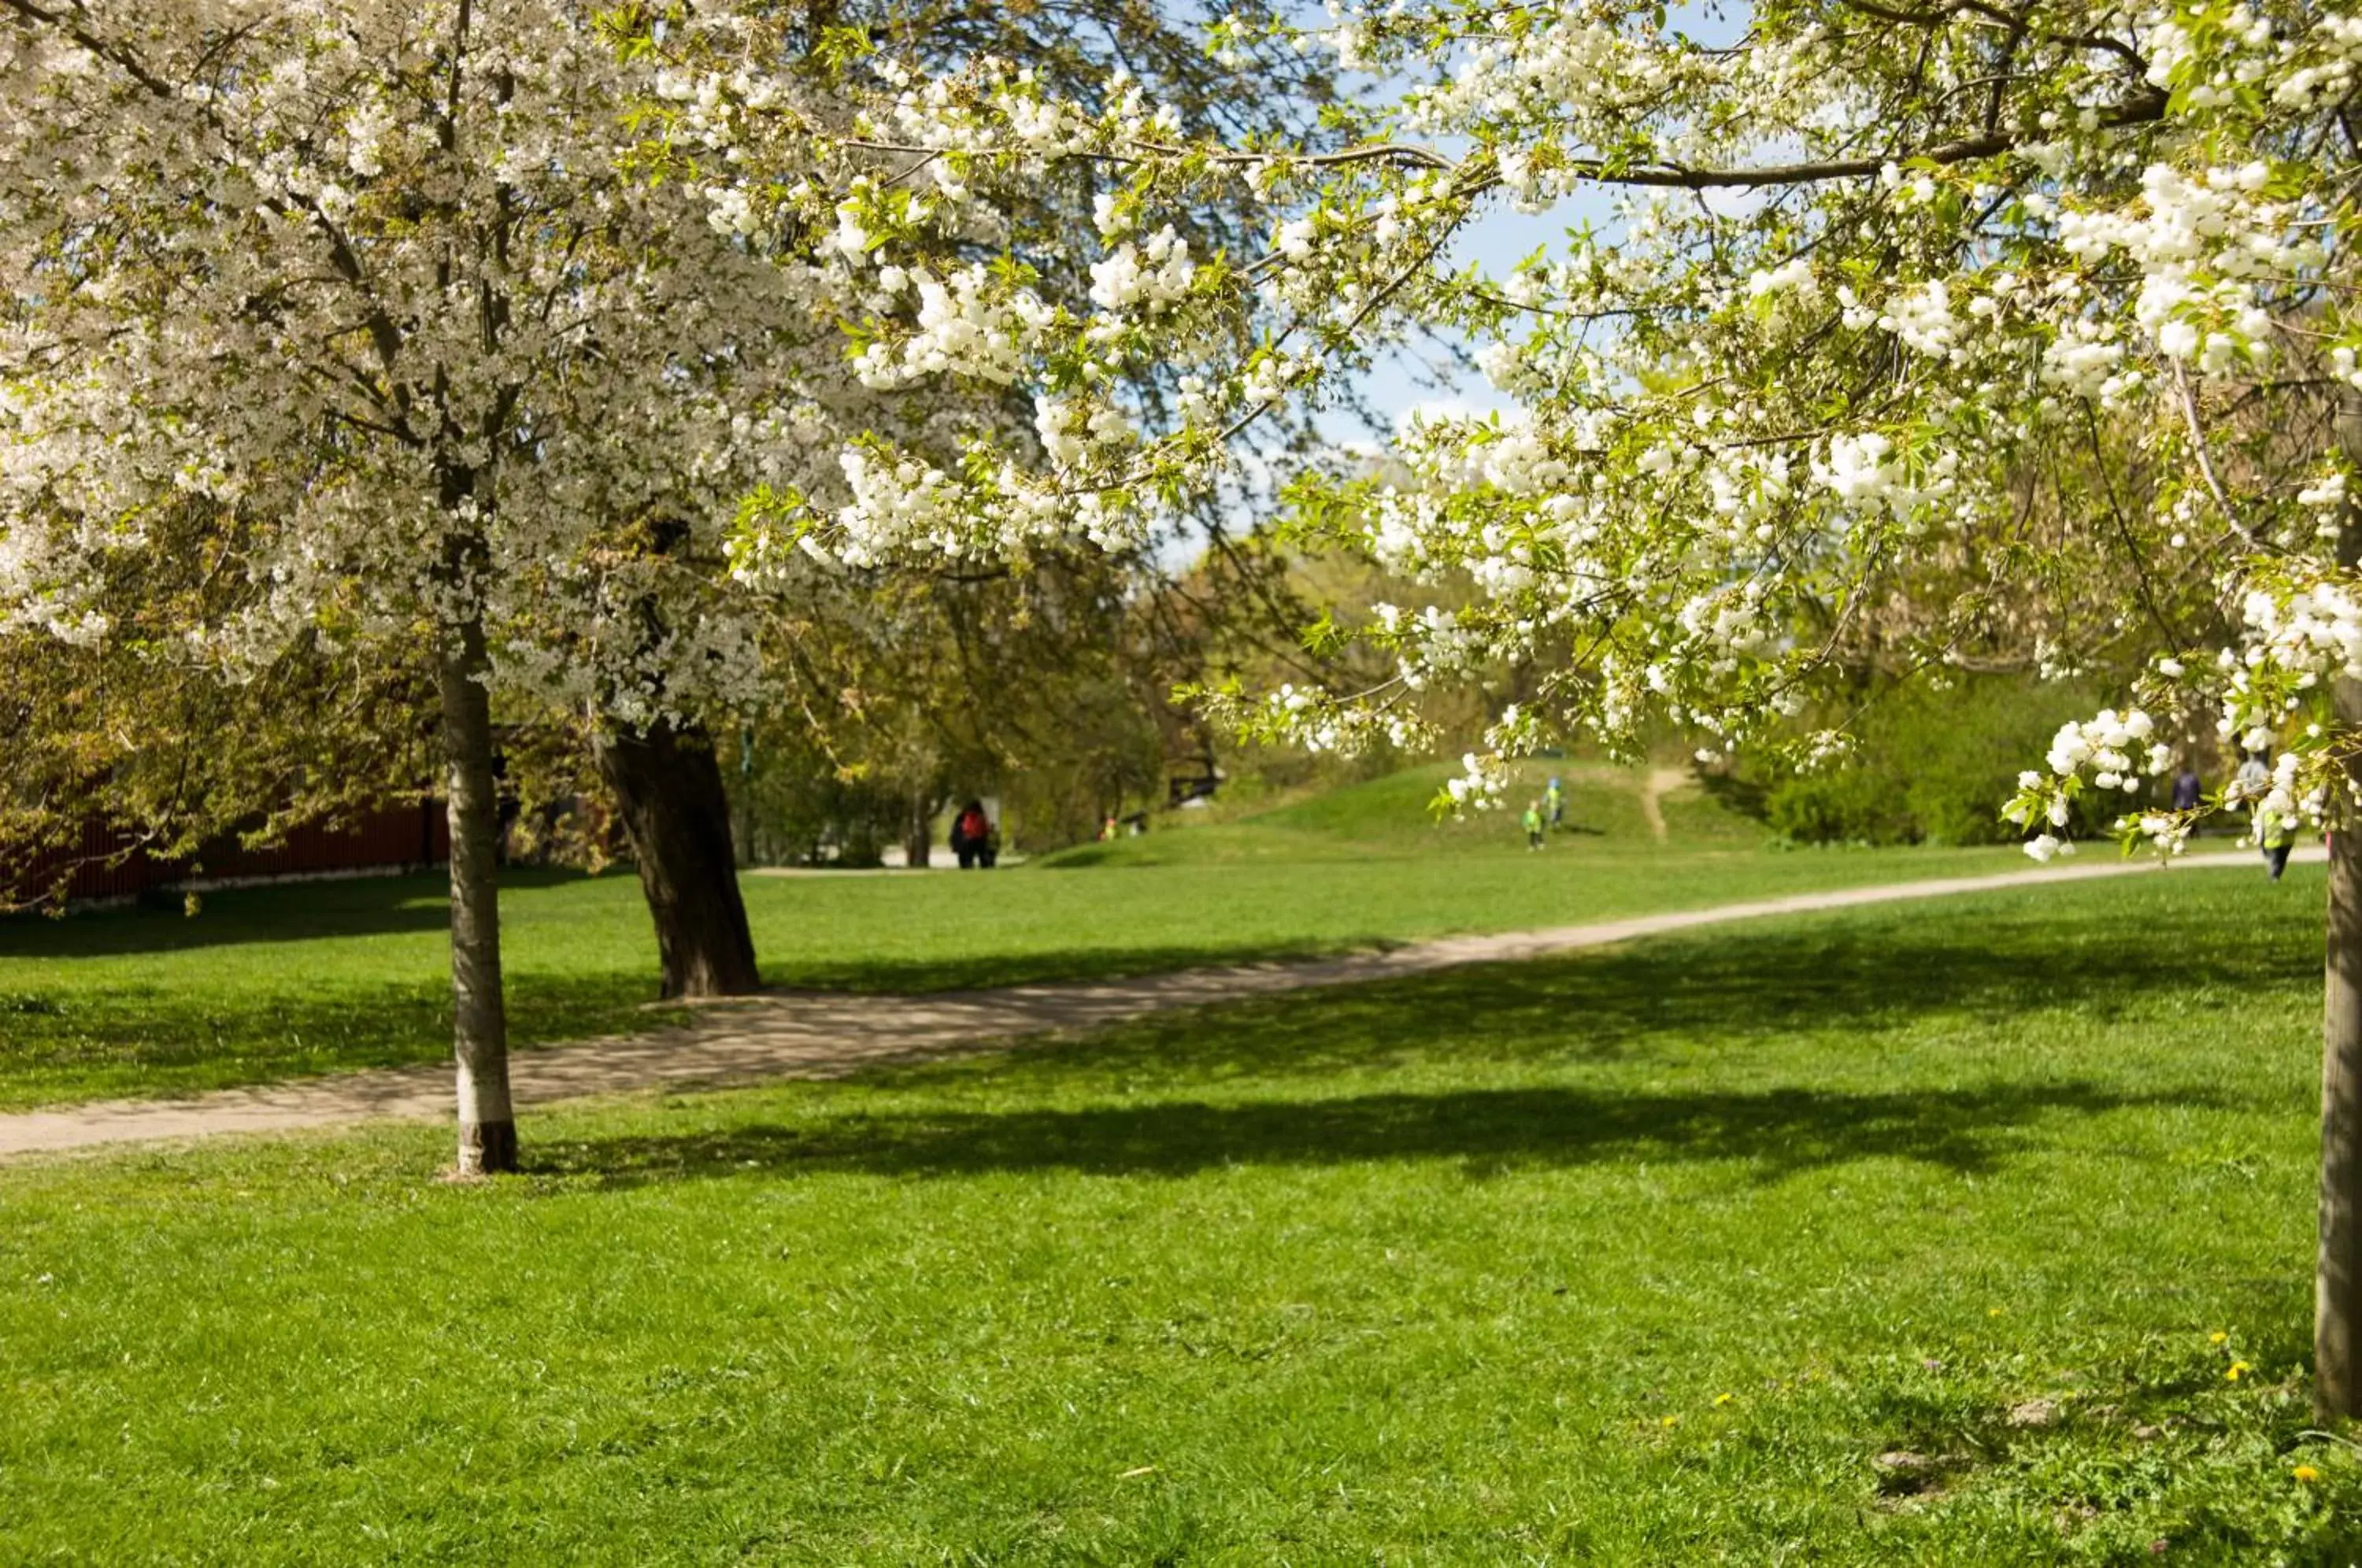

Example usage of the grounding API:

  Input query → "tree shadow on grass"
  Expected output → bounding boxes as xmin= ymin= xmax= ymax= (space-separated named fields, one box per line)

xmin=0 ymin=868 xmax=618 ymax=958
xmin=0 ymin=970 xmax=685 ymax=1108
xmin=534 ymin=1079 xmax=2221 ymax=1189
xmin=529 ymin=884 xmax=2297 ymax=1184
xmin=765 ymin=940 xmax=1394 ymax=996
xmin=827 ymin=902 xmax=2316 ymax=1096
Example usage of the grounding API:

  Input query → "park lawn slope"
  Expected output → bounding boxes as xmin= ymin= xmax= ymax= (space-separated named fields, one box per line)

xmin=0 ymin=764 xmax=2034 ymax=1109
xmin=1031 ymin=758 xmax=1757 ymax=865
xmin=0 ymin=868 xmax=2354 ymax=1562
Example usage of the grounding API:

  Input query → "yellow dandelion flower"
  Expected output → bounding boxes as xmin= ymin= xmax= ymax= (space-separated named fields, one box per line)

xmin=2294 ymin=1464 xmax=2322 ymax=1483
xmin=2226 ymin=1360 xmax=2252 ymax=1382
xmin=2209 ymin=1331 xmax=2228 ymax=1345
xmin=1660 ymin=1415 xmax=1679 ymax=1428
xmin=1987 ymin=1307 xmax=2005 ymax=1318
xmin=1713 ymin=1392 xmax=1734 ymax=1407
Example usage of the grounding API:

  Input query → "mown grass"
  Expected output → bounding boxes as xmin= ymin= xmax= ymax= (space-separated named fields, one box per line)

xmin=1031 ymin=760 xmax=1748 ymax=865
xmin=0 ymin=765 xmax=2031 ymax=1108
xmin=1 ymin=868 xmax=2352 ymax=1562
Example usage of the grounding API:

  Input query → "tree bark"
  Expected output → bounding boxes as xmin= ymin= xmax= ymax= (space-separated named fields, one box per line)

xmin=2323 ymin=679 xmax=2362 ymax=1421
xmin=439 ymin=616 xmax=515 ymax=1175
xmin=595 ymin=717 xmax=761 ymax=1000
xmin=2324 ymin=405 xmax=2362 ymax=1422
xmin=904 ymin=787 xmax=933 ymax=870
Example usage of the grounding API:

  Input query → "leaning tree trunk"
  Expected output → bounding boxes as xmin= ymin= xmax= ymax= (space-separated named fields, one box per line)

xmin=439 ymin=616 xmax=516 ymax=1175
xmin=595 ymin=717 xmax=761 ymax=1000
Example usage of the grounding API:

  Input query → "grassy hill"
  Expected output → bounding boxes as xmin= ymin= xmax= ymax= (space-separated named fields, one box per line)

xmin=1038 ymin=760 xmax=1764 ymax=867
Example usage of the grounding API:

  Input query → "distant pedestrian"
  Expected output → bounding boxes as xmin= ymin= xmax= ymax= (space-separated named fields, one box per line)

xmin=2233 ymin=750 xmax=2270 ymax=804
xmin=980 ymin=815 xmax=1001 ymax=870
xmin=2262 ymin=805 xmax=2297 ymax=882
xmin=1523 ymin=801 xmax=1545 ymax=851
xmin=2232 ymin=752 xmax=2296 ymax=881
xmin=1545 ymin=775 xmax=1565 ymax=830
xmin=950 ymin=800 xmax=994 ymax=871
xmin=2171 ymin=765 xmax=2201 ymax=814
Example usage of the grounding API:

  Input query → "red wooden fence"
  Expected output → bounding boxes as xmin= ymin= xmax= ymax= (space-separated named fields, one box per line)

xmin=6 ymin=802 xmax=449 ymax=904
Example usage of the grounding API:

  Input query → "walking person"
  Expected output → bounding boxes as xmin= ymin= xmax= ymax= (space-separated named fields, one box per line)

xmin=1545 ymin=775 xmax=1565 ymax=830
xmin=2263 ymin=808 xmax=2297 ymax=882
xmin=2232 ymin=752 xmax=2295 ymax=882
xmin=950 ymin=799 xmax=993 ymax=871
xmin=2233 ymin=750 xmax=2270 ymax=803
xmin=1523 ymin=800 xmax=1546 ymax=851
xmin=2171 ymin=763 xmax=2201 ymax=815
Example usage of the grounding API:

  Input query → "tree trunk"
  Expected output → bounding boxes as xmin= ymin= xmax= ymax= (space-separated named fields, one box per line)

xmin=735 ymin=725 xmax=757 ymax=867
xmin=595 ymin=717 xmax=761 ymax=1000
xmin=904 ymin=788 xmax=933 ymax=870
xmin=2323 ymin=680 xmax=2362 ymax=1422
xmin=439 ymin=618 xmax=515 ymax=1175
xmin=2324 ymin=405 xmax=2362 ymax=1422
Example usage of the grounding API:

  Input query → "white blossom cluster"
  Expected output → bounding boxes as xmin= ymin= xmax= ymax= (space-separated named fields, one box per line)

xmin=24 ymin=0 xmax=2360 ymax=849
xmin=853 ymin=264 xmax=1049 ymax=388
xmin=1089 ymin=228 xmax=1197 ymax=315
xmin=0 ymin=1 xmax=982 ymax=733
xmin=990 ymin=2 xmax=2356 ymax=820
xmin=830 ymin=447 xmax=973 ymax=564
xmin=644 ymin=0 xmax=2362 ymax=846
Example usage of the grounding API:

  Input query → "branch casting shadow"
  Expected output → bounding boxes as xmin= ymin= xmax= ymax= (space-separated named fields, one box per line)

xmin=535 ymin=1081 xmax=2219 ymax=1190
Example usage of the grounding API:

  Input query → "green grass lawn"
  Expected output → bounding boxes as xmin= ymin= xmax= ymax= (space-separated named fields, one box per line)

xmin=0 ymin=764 xmax=2038 ymax=1109
xmin=1 ymin=869 xmax=2352 ymax=1562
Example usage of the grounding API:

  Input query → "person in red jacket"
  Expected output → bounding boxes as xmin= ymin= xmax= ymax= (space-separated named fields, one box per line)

xmin=950 ymin=800 xmax=994 ymax=870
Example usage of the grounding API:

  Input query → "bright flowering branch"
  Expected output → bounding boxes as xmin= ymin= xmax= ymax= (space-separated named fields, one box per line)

xmin=657 ymin=0 xmax=2362 ymax=829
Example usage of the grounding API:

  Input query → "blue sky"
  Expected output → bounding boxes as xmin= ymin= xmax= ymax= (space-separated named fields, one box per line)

xmin=1335 ymin=194 xmax=1616 ymax=438
xmin=1313 ymin=0 xmax=1739 ymax=435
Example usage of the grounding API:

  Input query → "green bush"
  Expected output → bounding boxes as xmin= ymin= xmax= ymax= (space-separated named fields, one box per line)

xmin=1765 ymin=768 xmax=1919 ymax=845
xmin=1756 ymin=676 xmax=2120 ymax=846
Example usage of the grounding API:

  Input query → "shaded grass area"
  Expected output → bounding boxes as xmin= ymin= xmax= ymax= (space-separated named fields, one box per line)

xmin=0 ymin=871 xmax=691 ymax=1110
xmin=0 ymin=767 xmax=2028 ymax=1108
xmin=2 ymin=870 xmax=2355 ymax=1562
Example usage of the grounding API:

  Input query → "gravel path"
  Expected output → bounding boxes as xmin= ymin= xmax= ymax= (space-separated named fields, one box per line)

xmin=0 ymin=847 xmax=2319 ymax=1159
